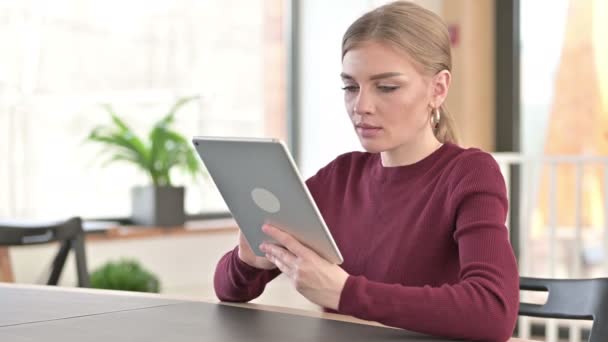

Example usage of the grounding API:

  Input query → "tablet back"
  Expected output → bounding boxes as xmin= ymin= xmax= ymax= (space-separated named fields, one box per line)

xmin=192 ymin=137 xmax=343 ymax=264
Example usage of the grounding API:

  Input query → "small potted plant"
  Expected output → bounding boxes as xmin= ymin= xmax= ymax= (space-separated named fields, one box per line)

xmin=90 ymin=259 xmax=161 ymax=293
xmin=86 ymin=96 xmax=202 ymax=226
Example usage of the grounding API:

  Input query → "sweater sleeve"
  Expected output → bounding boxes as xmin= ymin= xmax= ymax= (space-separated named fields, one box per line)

xmin=213 ymin=245 xmax=281 ymax=302
xmin=337 ymin=153 xmax=519 ymax=342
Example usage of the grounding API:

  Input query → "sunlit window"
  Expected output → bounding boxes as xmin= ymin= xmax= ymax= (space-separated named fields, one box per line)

xmin=0 ymin=0 xmax=286 ymax=219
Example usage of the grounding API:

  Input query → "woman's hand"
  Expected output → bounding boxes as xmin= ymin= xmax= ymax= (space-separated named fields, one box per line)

xmin=259 ymin=224 xmax=349 ymax=310
xmin=237 ymin=230 xmax=277 ymax=270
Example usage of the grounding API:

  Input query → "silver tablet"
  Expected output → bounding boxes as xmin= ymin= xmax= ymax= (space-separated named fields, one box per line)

xmin=192 ymin=136 xmax=343 ymax=264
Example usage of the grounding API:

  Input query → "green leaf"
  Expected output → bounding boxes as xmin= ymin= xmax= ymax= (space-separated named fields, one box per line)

xmin=85 ymin=97 xmax=204 ymax=186
xmin=90 ymin=259 xmax=160 ymax=293
xmin=88 ymin=134 xmax=149 ymax=171
xmin=164 ymin=96 xmax=199 ymax=123
xmin=101 ymin=104 xmax=133 ymax=132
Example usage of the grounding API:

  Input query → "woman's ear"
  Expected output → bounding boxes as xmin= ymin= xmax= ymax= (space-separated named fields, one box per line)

xmin=431 ymin=70 xmax=451 ymax=107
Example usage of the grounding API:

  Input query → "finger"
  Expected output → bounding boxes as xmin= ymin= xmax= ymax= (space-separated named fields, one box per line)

xmin=262 ymin=224 xmax=312 ymax=258
xmin=264 ymin=252 xmax=292 ymax=277
xmin=262 ymin=243 xmax=297 ymax=267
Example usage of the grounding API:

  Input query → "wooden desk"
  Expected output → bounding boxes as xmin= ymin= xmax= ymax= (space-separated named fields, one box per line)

xmin=0 ymin=218 xmax=238 ymax=282
xmin=0 ymin=283 xmax=536 ymax=341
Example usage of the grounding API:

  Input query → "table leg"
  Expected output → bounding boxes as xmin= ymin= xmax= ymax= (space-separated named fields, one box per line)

xmin=0 ymin=247 xmax=14 ymax=282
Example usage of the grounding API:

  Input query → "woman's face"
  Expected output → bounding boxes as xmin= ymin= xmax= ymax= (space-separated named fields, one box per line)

xmin=341 ymin=40 xmax=445 ymax=154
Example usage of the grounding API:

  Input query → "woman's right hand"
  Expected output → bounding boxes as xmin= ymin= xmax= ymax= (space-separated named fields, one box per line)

xmin=237 ymin=230 xmax=277 ymax=270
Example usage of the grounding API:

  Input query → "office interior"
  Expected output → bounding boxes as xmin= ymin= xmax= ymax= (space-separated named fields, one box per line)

xmin=1 ymin=0 xmax=607 ymax=341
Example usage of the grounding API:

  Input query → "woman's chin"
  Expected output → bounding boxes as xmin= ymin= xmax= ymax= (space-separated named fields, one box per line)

xmin=359 ymin=139 xmax=386 ymax=153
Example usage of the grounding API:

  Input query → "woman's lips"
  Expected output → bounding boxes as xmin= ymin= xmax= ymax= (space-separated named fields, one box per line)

xmin=355 ymin=123 xmax=383 ymax=138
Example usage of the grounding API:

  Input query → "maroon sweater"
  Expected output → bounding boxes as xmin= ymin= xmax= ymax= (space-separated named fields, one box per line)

xmin=214 ymin=143 xmax=519 ymax=341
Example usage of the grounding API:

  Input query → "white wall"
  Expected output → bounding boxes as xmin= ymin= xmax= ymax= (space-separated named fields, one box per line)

xmin=297 ymin=0 xmax=444 ymax=178
xmin=297 ymin=0 xmax=369 ymax=178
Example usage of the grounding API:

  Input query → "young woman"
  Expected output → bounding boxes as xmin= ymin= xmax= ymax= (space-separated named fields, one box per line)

xmin=214 ymin=2 xmax=519 ymax=341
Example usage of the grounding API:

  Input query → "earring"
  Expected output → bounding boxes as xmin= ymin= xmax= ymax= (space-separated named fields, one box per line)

xmin=431 ymin=107 xmax=441 ymax=129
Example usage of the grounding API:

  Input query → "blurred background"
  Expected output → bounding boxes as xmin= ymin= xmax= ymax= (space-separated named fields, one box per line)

xmin=0 ymin=0 xmax=607 ymax=341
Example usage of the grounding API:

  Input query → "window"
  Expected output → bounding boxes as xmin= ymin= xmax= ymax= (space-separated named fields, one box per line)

xmin=519 ymin=0 xmax=608 ymax=278
xmin=0 ymin=0 xmax=287 ymax=219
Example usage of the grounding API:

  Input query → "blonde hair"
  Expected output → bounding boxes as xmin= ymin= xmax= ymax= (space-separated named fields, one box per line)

xmin=342 ymin=1 xmax=458 ymax=144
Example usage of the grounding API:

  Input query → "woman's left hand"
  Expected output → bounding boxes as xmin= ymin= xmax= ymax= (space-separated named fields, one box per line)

xmin=259 ymin=224 xmax=349 ymax=310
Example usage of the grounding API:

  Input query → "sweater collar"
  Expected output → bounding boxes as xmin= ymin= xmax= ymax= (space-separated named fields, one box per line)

xmin=372 ymin=143 xmax=453 ymax=182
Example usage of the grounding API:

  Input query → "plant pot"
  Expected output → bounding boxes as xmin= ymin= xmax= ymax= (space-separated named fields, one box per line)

xmin=131 ymin=186 xmax=185 ymax=227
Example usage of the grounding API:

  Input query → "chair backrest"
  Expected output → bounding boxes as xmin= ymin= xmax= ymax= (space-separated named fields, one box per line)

xmin=519 ymin=277 xmax=608 ymax=342
xmin=0 ymin=217 xmax=90 ymax=287
xmin=0 ymin=217 xmax=82 ymax=246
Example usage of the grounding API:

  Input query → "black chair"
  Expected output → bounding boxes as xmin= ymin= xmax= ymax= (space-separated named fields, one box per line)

xmin=519 ymin=276 xmax=608 ymax=342
xmin=0 ymin=217 xmax=90 ymax=287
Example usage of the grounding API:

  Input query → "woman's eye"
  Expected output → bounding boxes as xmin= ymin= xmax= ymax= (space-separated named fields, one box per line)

xmin=341 ymin=85 xmax=359 ymax=93
xmin=378 ymin=85 xmax=399 ymax=93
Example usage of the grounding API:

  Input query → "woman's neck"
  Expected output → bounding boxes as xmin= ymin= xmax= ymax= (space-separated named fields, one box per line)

xmin=380 ymin=133 xmax=443 ymax=167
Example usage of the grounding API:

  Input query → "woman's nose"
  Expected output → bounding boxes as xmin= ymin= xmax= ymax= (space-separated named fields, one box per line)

xmin=353 ymin=90 xmax=373 ymax=115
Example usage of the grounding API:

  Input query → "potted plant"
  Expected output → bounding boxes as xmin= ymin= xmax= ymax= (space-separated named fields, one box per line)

xmin=90 ymin=259 xmax=161 ymax=293
xmin=86 ymin=96 xmax=202 ymax=226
